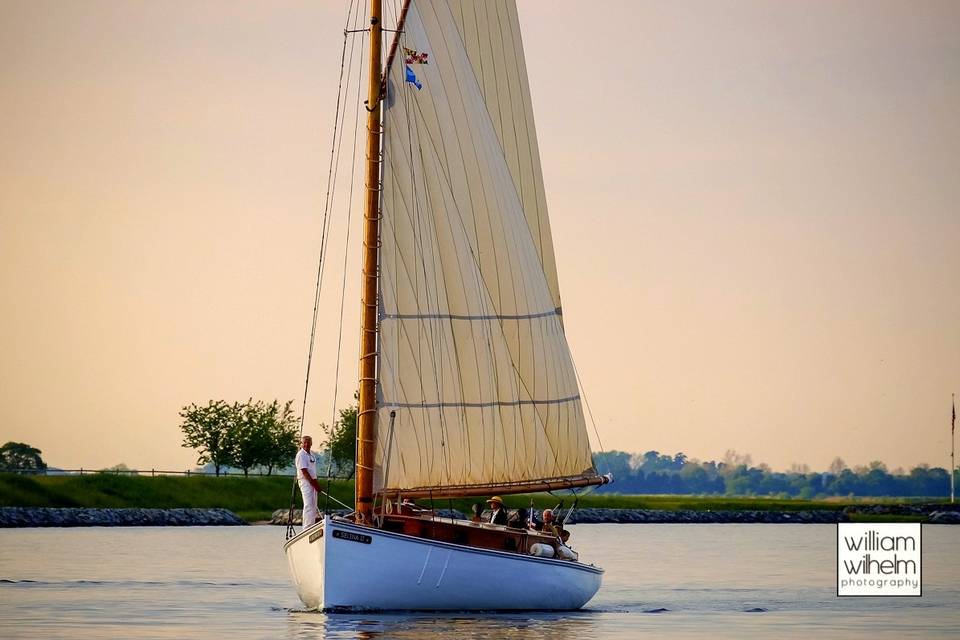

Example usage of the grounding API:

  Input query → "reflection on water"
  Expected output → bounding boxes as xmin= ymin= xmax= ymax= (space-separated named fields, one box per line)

xmin=1 ymin=524 xmax=958 ymax=639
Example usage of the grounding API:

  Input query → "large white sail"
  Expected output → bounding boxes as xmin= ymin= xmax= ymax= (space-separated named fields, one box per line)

xmin=375 ymin=0 xmax=597 ymax=496
xmin=447 ymin=0 xmax=561 ymax=310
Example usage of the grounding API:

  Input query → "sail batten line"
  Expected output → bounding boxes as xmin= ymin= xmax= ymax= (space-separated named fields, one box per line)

xmin=382 ymin=394 xmax=580 ymax=410
xmin=382 ymin=308 xmax=560 ymax=321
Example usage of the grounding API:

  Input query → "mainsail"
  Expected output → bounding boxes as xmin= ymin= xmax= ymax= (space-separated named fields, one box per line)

xmin=375 ymin=0 xmax=600 ymax=498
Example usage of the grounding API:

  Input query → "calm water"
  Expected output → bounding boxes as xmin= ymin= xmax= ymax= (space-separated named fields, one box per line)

xmin=1 ymin=524 xmax=958 ymax=639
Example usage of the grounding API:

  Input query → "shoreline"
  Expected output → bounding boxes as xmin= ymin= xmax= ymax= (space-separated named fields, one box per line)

xmin=3 ymin=504 xmax=958 ymax=528
xmin=0 ymin=507 xmax=246 ymax=528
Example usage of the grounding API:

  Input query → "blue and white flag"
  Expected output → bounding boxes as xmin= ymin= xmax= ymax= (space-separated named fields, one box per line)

xmin=404 ymin=65 xmax=422 ymax=90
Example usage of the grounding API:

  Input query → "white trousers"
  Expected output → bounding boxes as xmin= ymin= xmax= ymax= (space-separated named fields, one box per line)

xmin=298 ymin=480 xmax=318 ymax=530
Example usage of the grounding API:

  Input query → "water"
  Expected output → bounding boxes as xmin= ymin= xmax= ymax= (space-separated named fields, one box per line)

xmin=1 ymin=524 xmax=957 ymax=638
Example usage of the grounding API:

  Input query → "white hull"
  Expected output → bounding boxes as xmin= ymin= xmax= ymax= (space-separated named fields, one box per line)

xmin=284 ymin=515 xmax=603 ymax=611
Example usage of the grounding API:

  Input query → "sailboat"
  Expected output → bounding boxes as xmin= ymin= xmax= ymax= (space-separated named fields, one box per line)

xmin=284 ymin=0 xmax=610 ymax=611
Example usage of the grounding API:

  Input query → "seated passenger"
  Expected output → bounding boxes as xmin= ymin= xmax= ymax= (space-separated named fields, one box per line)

xmin=470 ymin=502 xmax=484 ymax=523
xmin=534 ymin=508 xmax=564 ymax=538
xmin=486 ymin=496 xmax=508 ymax=525
xmin=507 ymin=507 xmax=529 ymax=529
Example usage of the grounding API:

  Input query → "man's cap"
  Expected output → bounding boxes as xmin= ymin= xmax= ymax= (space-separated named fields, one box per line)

xmin=486 ymin=496 xmax=504 ymax=505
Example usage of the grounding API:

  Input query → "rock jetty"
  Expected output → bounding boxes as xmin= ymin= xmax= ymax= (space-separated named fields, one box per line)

xmin=841 ymin=503 xmax=960 ymax=518
xmin=0 ymin=507 xmax=246 ymax=528
xmin=271 ymin=504 xmax=960 ymax=525
xmin=566 ymin=508 xmax=846 ymax=524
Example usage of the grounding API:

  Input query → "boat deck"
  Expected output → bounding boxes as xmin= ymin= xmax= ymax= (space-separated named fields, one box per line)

xmin=375 ymin=512 xmax=566 ymax=557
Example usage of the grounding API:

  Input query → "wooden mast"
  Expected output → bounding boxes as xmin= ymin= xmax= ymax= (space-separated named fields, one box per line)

xmin=355 ymin=0 xmax=383 ymax=525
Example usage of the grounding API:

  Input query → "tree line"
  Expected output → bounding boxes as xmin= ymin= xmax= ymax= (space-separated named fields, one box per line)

xmin=594 ymin=450 xmax=958 ymax=498
xmin=6 ymin=421 xmax=956 ymax=497
xmin=180 ymin=398 xmax=357 ymax=477
xmin=179 ymin=399 xmax=299 ymax=476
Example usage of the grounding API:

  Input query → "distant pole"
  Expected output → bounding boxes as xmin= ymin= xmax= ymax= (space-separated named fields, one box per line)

xmin=951 ymin=393 xmax=955 ymax=504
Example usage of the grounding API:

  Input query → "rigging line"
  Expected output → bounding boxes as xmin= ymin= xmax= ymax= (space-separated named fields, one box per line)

xmin=394 ymin=33 xmax=460 ymax=487
xmin=420 ymin=2 xmax=558 ymax=471
xmin=296 ymin=0 xmax=355 ymax=442
xmin=322 ymin=0 xmax=365 ymax=510
xmin=330 ymin=1 xmax=365 ymax=514
xmin=324 ymin=6 xmax=367 ymax=513
xmin=381 ymin=0 xmax=403 ymax=455
xmin=570 ymin=352 xmax=609 ymax=477
xmin=411 ymin=94 xmax=454 ymax=492
xmin=405 ymin=90 xmax=568 ymax=474
xmin=405 ymin=53 xmax=454 ymax=494
xmin=393 ymin=4 xmax=579 ymax=481
xmin=414 ymin=145 xmax=476 ymax=484
xmin=381 ymin=94 xmax=409 ymax=484
xmin=399 ymin=39 xmax=431 ymax=486
xmin=381 ymin=146 xmax=471 ymax=484
xmin=381 ymin=51 xmax=494 ymax=478
xmin=381 ymin=141 xmax=490 ymax=482
xmin=381 ymin=44 xmax=429 ymax=484
xmin=289 ymin=0 xmax=359 ymax=534
xmin=413 ymin=108 xmax=460 ymax=486
xmin=421 ymin=0 xmax=510 ymax=478
xmin=445 ymin=0 xmax=553 ymax=316
xmin=434 ymin=4 xmax=499 ymax=475
xmin=408 ymin=150 xmax=446 ymax=481
xmin=494 ymin=1 xmax=542 ymax=472
xmin=504 ymin=0 xmax=548 ymax=285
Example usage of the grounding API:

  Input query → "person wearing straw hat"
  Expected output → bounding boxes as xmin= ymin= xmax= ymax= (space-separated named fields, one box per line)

xmin=486 ymin=496 xmax=508 ymax=525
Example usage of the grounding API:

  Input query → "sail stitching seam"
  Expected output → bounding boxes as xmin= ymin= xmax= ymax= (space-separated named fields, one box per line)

xmin=381 ymin=394 xmax=580 ymax=409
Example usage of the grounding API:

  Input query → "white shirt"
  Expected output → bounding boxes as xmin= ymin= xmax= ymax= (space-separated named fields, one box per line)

xmin=296 ymin=448 xmax=317 ymax=482
xmin=490 ymin=508 xmax=502 ymax=523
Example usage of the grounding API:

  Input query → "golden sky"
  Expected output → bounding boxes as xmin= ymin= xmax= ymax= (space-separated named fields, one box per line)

xmin=1 ymin=0 xmax=958 ymax=473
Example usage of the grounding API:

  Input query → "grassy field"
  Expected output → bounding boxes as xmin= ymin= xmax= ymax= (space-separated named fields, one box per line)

xmin=0 ymin=474 xmax=942 ymax=522
xmin=0 ymin=473 xmax=354 ymax=522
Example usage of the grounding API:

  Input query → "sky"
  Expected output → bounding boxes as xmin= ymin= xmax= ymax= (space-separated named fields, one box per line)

xmin=1 ymin=0 xmax=958 ymax=473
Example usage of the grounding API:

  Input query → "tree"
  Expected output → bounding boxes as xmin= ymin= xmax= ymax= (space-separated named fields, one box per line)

xmin=262 ymin=400 xmax=299 ymax=475
xmin=101 ymin=463 xmax=138 ymax=475
xmin=321 ymin=401 xmax=358 ymax=478
xmin=179 ymin=400 xmax=235 ymax=476
xmin=722 ymin=449 xmax=752 ymax=470
xmin=828 ymin=457 xmax=847 ymax=475
xmin=229 ymin=400 xmax=268 ymax=477
xmin=0 ymin=442 xmax=47 ymax=473
xmin=229 ymin=399 xmax=299 ymax=476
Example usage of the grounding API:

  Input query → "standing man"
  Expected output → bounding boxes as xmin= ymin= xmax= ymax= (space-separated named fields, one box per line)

xmin=296 ymin=435 xmax=320 ymax=529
